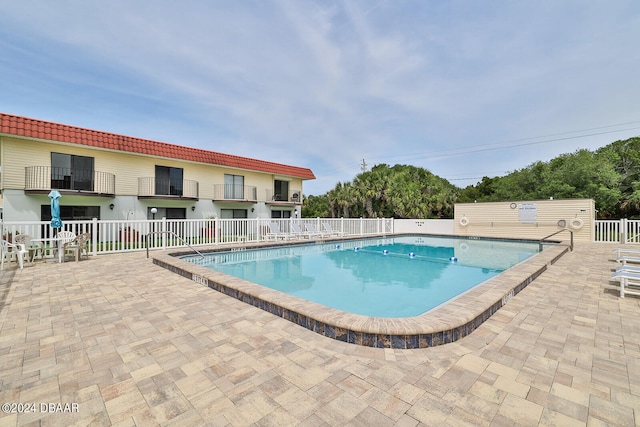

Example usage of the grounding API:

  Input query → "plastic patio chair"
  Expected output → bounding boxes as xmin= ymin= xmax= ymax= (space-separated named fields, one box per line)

xmin=13 ymin=234 xmax=39 ymax=264
xmin=1 ymin=239 xmax=28 ymax=270
xmin=54 ymin=231 xmax=76 ymax=262
xmin=63 ymin=233 xmax=91 ymax=262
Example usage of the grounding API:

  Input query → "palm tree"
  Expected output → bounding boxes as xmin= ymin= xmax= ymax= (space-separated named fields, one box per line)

xmin=354 ymin=172 xmax=379 ymax=218
xmin=338 ymin=182 xmax=357 ymax=218
xmin=326 ymin=183 xmax=342 ymax=218
xmin=327 ymin=182 xmax=357 ymax=218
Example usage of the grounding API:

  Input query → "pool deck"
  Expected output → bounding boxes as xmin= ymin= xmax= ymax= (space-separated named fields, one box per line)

xmin=1 ymin=242 xmax=639 ymax=425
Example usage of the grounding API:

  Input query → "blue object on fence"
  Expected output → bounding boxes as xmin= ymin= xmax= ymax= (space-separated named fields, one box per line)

xmin=449 ymin=256 xmax=458 ymax=262
xmin=409 ymin=252 xmax=415 ymax=258
xmin=383 ymin=250 xmax=389 ymax=255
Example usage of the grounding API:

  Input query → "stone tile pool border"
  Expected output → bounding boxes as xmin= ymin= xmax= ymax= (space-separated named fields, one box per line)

xmin=151 ymin=235 xmax=570 ymax=349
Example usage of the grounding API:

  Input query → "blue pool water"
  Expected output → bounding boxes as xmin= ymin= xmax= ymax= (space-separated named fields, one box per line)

xmin=183 ymin=236 xmax=541 ymax=318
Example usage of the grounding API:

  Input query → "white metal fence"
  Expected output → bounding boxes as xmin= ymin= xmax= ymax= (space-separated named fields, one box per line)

xmin=1 ymin=217 xmax=634 ymax=259
xmin=594 ymin=218 xmax=640 ymax=244
xmin=0 ymin=217 xmax=394 ymax=257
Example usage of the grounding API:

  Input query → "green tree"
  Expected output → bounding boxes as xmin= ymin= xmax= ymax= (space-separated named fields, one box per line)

xmin=461 ymin=145 xmax=626 ymax=217
xmin=458 ymin=176 xmax=499 ymax=202
xmin=302 ymin=194 xmax=330 ymax=218
xmin=325 ymin=164 xmax=458 ymax=218
xmin=380 ymin=164 xmax=458 ymax=219
xmin=597 ymin=137 xmax=640 ymax=217
xmin=314 ymin=136 xmax=640 ymax=220
xmin=533 ymin=150 xmax=621 ymax=214
xmin=326 ymin=182 xmax=358 ymax=218
xmin=352 ymin=164 xmax=393 ymax=218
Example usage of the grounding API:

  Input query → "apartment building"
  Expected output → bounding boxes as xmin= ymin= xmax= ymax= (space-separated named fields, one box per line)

xmin=0 ymin=113 xmax=315 ymax=222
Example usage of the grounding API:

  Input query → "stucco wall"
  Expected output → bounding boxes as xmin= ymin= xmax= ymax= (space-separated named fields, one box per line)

xmin=454 ymin=199 xmax=594 ymax=242
xmin=394 ymin=219 xmax=455 ymax=235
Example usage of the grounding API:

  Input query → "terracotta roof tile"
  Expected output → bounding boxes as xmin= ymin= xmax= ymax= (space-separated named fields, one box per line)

xmin=0 ymin=112 xmax=315 ymax=180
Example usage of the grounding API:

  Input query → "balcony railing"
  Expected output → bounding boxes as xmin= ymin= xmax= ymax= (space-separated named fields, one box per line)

xmin=265 ymin=190 xmax=302 ymax=203
xmin=138 ymin=177 xmax=199 ymax=199
xmin=25 ymin=166 xmax=115 ymax=195
xmin=213 ymin=184 xmax=258 ymax=201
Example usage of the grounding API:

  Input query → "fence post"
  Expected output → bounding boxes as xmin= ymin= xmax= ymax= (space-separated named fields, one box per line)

xmin=255 ymin=218 xmax=260 ymax=242
xmin=621 ymin=218 xmax=627 ymax=244
xmin=161 ymin=217 xmax=167 ymax=249
xmin=91 ymin=218 xmax=98 ymax=256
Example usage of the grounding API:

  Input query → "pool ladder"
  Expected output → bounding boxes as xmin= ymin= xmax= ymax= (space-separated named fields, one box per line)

xmin=145 ymin=230 xmax=205 ymax=259
xmin=539 ymin=228 xmax=573 ymax=252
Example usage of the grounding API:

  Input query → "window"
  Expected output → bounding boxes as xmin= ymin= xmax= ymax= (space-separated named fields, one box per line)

xmin=51 ymin=153 xmax=95 ymax=191
xmin=147 ymin=207 xmax=186 ymax=219
xmin=224 ymin=174 xmax=244 ymax=199
xmin=220 ymin=209 xmax=248 ymax=219
xmin=271 ymin=210 xmax=291 ymax=219
xmin=274 ymin=180 xmax=289 ymax=201
xmin=155 ymin=166 xmax=183 ymax=196
xmin=147 ymin=207 xmax=186 ymax=237
xmin=41 ymin=205 xmax=100 ymax=221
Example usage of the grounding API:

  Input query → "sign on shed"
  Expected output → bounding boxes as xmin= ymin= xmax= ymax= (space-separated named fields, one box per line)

xmin=518 ymin=203 xmax=537 ymax=223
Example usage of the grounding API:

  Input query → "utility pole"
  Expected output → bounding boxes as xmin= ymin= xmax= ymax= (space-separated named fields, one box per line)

xmin=360 ymin=158 xmax=367 ymax=173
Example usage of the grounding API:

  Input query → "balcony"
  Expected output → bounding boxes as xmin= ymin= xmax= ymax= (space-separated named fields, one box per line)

xmin=25 ymin=166 xmax=115 ymax=195
xmin=138 ymin=177 xmax=199 ymax=200
xmin=213 ymin=184 xmax=258 ymax=202
xmin=265 ymin=190 xmax=302 ymax=204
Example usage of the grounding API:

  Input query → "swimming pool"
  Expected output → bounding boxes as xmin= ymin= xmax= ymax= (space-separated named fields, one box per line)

xmin=182 ymin=236 xmax=540 ymax=317
xmin=153 ymin=235 xmax=570 ymax=348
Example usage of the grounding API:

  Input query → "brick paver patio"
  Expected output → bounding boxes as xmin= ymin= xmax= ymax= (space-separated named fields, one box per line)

xmin=0 ymin=242 xmax=638 ymax=426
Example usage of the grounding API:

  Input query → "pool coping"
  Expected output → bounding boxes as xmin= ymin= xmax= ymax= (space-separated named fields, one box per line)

xmin=151 ymin=235 xmax=570 ymax=348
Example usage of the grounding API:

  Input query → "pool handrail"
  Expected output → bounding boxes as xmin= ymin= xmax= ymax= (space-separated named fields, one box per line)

xmin=539 ymin=228 xmax=573 ymax=252
xmin=145 ymin=230 xmax=205 ymax=259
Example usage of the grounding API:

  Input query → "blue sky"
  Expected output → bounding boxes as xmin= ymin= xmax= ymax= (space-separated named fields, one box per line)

xmin=2 ymin=1 xmax=640 ymax=195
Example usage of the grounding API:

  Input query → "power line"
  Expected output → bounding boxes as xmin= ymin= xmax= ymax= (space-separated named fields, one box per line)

xmin=308 ymin=120 xmax=640 ymax=190
xmin=366 ymin=120 xmax=640 ymax=162
xmin=447 ymin=176 xmax=503 ymax=181
xmin=416 ymin=126 xmax=640 ymax=161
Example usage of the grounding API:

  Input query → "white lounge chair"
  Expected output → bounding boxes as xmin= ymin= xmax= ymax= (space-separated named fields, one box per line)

xmin=290 ymin=223 xmax=309 ymax=239
xmin=266 ymin=222 xmax=290 ymax=241
xmin=613 ymin=248 xmax=640 ymax=259
xmin=616 ymin=255 xmax=640 ymax=265
xmin=615 ymin=265 xmax=640 ymax=273
xmin=322 ymin=222 xmax=346 ymax=237
xmin=1 ymin=239 xmax=28 ymax=270
xmin=303 ymin=223 xmax=328 ymax=238
xmin=610 ymin=270 xmax=640 ymax=298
